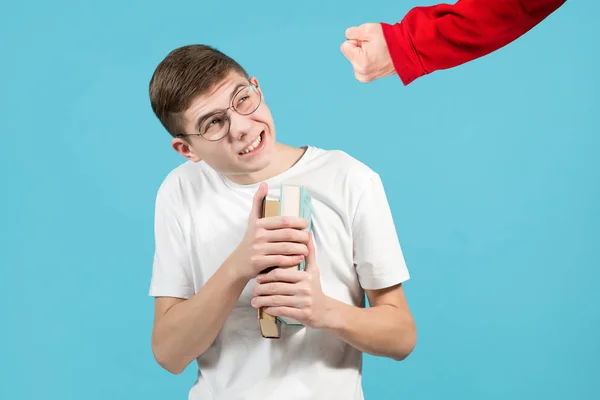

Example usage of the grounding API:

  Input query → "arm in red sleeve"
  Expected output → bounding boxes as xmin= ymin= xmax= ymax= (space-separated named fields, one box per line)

xmin=380 ymin=0 xmax=566 ymax=85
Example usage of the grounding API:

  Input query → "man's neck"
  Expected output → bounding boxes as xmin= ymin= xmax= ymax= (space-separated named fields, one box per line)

xmin=225 ymin=142 xmax=307 ymax=185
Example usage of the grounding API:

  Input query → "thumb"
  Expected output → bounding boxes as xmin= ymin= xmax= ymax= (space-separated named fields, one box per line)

xmin=249 ymin=182 xmax=268 ymax=221
xmin=305 ymin=232 xmax=318 ymax=271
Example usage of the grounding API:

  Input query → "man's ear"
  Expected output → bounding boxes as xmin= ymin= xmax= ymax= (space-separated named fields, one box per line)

xmin=249 ymin=76 xmax=264 ymax=104
xmin=171 ymin=137 xmax=202 ymax=163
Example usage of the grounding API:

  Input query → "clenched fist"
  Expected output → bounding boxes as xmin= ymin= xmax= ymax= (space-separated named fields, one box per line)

xmin=340 ymin=22 xmax=396 ymax=83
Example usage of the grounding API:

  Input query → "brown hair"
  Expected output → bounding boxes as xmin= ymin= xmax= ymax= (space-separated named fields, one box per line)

xmin=149 ymin=44 xmax=249 ymax=137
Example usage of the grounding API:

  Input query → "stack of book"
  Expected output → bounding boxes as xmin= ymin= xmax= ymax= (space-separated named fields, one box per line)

xmin=258 ymin=184 xmax=313 ymax=339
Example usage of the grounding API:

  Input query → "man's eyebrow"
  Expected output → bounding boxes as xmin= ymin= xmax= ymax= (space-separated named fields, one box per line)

xmin=194 ymin=82 xmax=248 ymax=133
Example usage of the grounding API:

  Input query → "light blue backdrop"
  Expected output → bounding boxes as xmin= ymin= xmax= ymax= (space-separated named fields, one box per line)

xmin=1 ymin=1 xmax=597 ymax=399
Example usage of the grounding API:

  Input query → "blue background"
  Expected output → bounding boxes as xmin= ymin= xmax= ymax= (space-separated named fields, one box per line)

xmin=1 ymin=0 xmax=597 ymax=399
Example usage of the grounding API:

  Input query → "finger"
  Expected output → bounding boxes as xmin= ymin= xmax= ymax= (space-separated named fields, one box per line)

xmin=253 ymin=281 xmax=300 ymax=297
xmin=249 ymin=182 xmax=268 ymax=221
xmin=258 ymin=216 xmax=309 ymax=231
xmin=260 ymin=242 xmax=309 ymax=256
xmin=254 ymin=255 xmax=305 ymax=271
xmin=257 ymin=267 xmax=306 ymax=284
xmin=251 ymin=295 xmax=307 ymax=309
xmin=266 ymin=228 xmax=310 ymax=244
xmin=304 ymin=232 xmax=317 ymax=270
xmin=340 ymin=40 xmax=362 ymax=64
xmin=354 ymin=72 xmax=373 ymax=83
xmin=259 ymin=306 xmax=304 ymax=322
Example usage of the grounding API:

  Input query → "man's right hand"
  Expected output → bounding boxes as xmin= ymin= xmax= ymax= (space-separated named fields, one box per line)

xmin=231 ymin=182 xmax=310 ymax=282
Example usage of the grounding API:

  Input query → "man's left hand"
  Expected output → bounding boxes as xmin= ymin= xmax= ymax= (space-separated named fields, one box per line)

xmin=251 ymin=233 xmax=333 ymax=329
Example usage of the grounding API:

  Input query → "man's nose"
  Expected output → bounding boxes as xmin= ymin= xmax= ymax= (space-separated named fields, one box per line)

xmin=228 ymin=112 xmax=254 ymax=140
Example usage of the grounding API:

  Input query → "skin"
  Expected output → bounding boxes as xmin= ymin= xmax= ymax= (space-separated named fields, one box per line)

xmin=151 ymin=71 xmax=417 ymax=374
xmin=171 ymin=74 xmax=305 ymax=185
xmin=340 ymin=23 xmax=396 ymax=83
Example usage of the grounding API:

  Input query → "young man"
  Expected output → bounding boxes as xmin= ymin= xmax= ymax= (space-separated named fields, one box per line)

xmin=341 ymin=0 xmax=566 ymax=84
xmin=148 ymin=44 xmax=416 ymax=400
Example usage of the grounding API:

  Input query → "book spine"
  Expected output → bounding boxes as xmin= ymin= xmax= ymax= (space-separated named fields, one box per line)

xmin=299 ymin=186 xmax=313 ymax=271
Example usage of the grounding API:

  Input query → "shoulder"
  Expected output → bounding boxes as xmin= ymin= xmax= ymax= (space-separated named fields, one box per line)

xmin=154 ymin=160 xmax=214 ymax=207
xmin=307 ymin=146 xmax=380 ymax=185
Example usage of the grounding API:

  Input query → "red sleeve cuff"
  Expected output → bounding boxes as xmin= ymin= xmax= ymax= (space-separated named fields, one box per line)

xmin=380 ymin=22 xmax=427 ymax=86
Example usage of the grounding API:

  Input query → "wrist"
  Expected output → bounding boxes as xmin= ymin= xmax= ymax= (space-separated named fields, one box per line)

xmin=221 ymin=249 xmax=251 ymax=287
xmin=320 ymin=296 xmax=347 ymax=331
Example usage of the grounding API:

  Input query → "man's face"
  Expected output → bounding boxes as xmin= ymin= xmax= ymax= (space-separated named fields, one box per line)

xmin=173 ymin=71 xmax=277 ymax=183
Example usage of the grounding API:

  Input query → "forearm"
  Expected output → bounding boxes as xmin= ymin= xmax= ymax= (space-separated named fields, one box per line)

xmin=381 ymin=0 xmax=566 ymax=85
xmin=152 ymin=255 xmax=248 ymax=373
xmin=324 ymin=297 xmax=416 ymax=361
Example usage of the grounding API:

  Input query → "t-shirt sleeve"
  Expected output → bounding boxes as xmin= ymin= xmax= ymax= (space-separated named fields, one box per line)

xmin=352 ymin=173 xmax=410 ymax=290
xmin=148 ymin=179 xmax=195 ymax=299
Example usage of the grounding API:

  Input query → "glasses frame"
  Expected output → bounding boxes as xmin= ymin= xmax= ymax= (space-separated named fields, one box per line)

xmin=175 ymin=83 xmax=262 ymax=142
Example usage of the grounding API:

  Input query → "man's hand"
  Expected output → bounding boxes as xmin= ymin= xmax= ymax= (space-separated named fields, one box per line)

xmin=230 ymin=182 xmax=311 ymax=282
xmin=340 ymin=22 xmax=396 ymax=83
xmin=250 ymin=233 xmax=334 ymax=329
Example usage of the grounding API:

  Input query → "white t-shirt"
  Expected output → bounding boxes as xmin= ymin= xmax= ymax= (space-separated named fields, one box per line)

xmin=149 ymin=145 xmax=410 ymax=400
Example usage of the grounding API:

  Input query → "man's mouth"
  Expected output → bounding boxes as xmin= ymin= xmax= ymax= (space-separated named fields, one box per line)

xmin=238 ymin=131 xmax=264 ymax=156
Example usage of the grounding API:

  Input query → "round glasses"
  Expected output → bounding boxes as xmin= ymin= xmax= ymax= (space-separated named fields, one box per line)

xmin=178 ymin=84 xmax=262 ymax=142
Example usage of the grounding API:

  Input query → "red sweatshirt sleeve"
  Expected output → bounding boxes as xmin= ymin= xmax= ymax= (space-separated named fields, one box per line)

xmin=380 ymin=0 xmax=566 ymax=85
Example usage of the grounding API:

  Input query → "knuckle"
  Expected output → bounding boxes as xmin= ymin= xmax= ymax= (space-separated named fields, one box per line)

xmin=303 ymin=310 xmax=313 ymax=322
xmin=277 ymin=256 xmax=289 ymax=267
xmin=300 ymin=285 xmax=310 ymax=295
xmin=255 ymin=228 xmax=266 ymax=239
xmin=272 ymin=269 xmax=282 ymax=280
xmin=250 ymin=255 xmax=260 ymax=267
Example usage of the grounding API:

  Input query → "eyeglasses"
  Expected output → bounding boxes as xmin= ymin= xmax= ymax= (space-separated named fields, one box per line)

xmin=176 ymin=83 xmax=262 ymax=142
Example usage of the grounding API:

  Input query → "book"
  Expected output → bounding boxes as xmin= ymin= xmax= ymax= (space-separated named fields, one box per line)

xmin=275 ymin=184 xmax=313 ymax=326
xmin=279 ymin=184 xmax=313 ymax=272
xmin=258 ymin=198 xmax=283 ymax=339
xmin=257 ymin=184 xmax=314 ymax=336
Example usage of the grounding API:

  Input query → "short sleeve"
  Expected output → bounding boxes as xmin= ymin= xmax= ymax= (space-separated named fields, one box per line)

xmin=352 ymin=173 xmax=410 ymax=290
xmin=148 ymin=179 xmax=194 ymax=299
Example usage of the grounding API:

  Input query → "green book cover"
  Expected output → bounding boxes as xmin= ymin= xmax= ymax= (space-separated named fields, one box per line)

xmin=297 ymin=186 xmax=312 ymax=271
xmin=278 ymin=184 xmax=313 ymax=326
